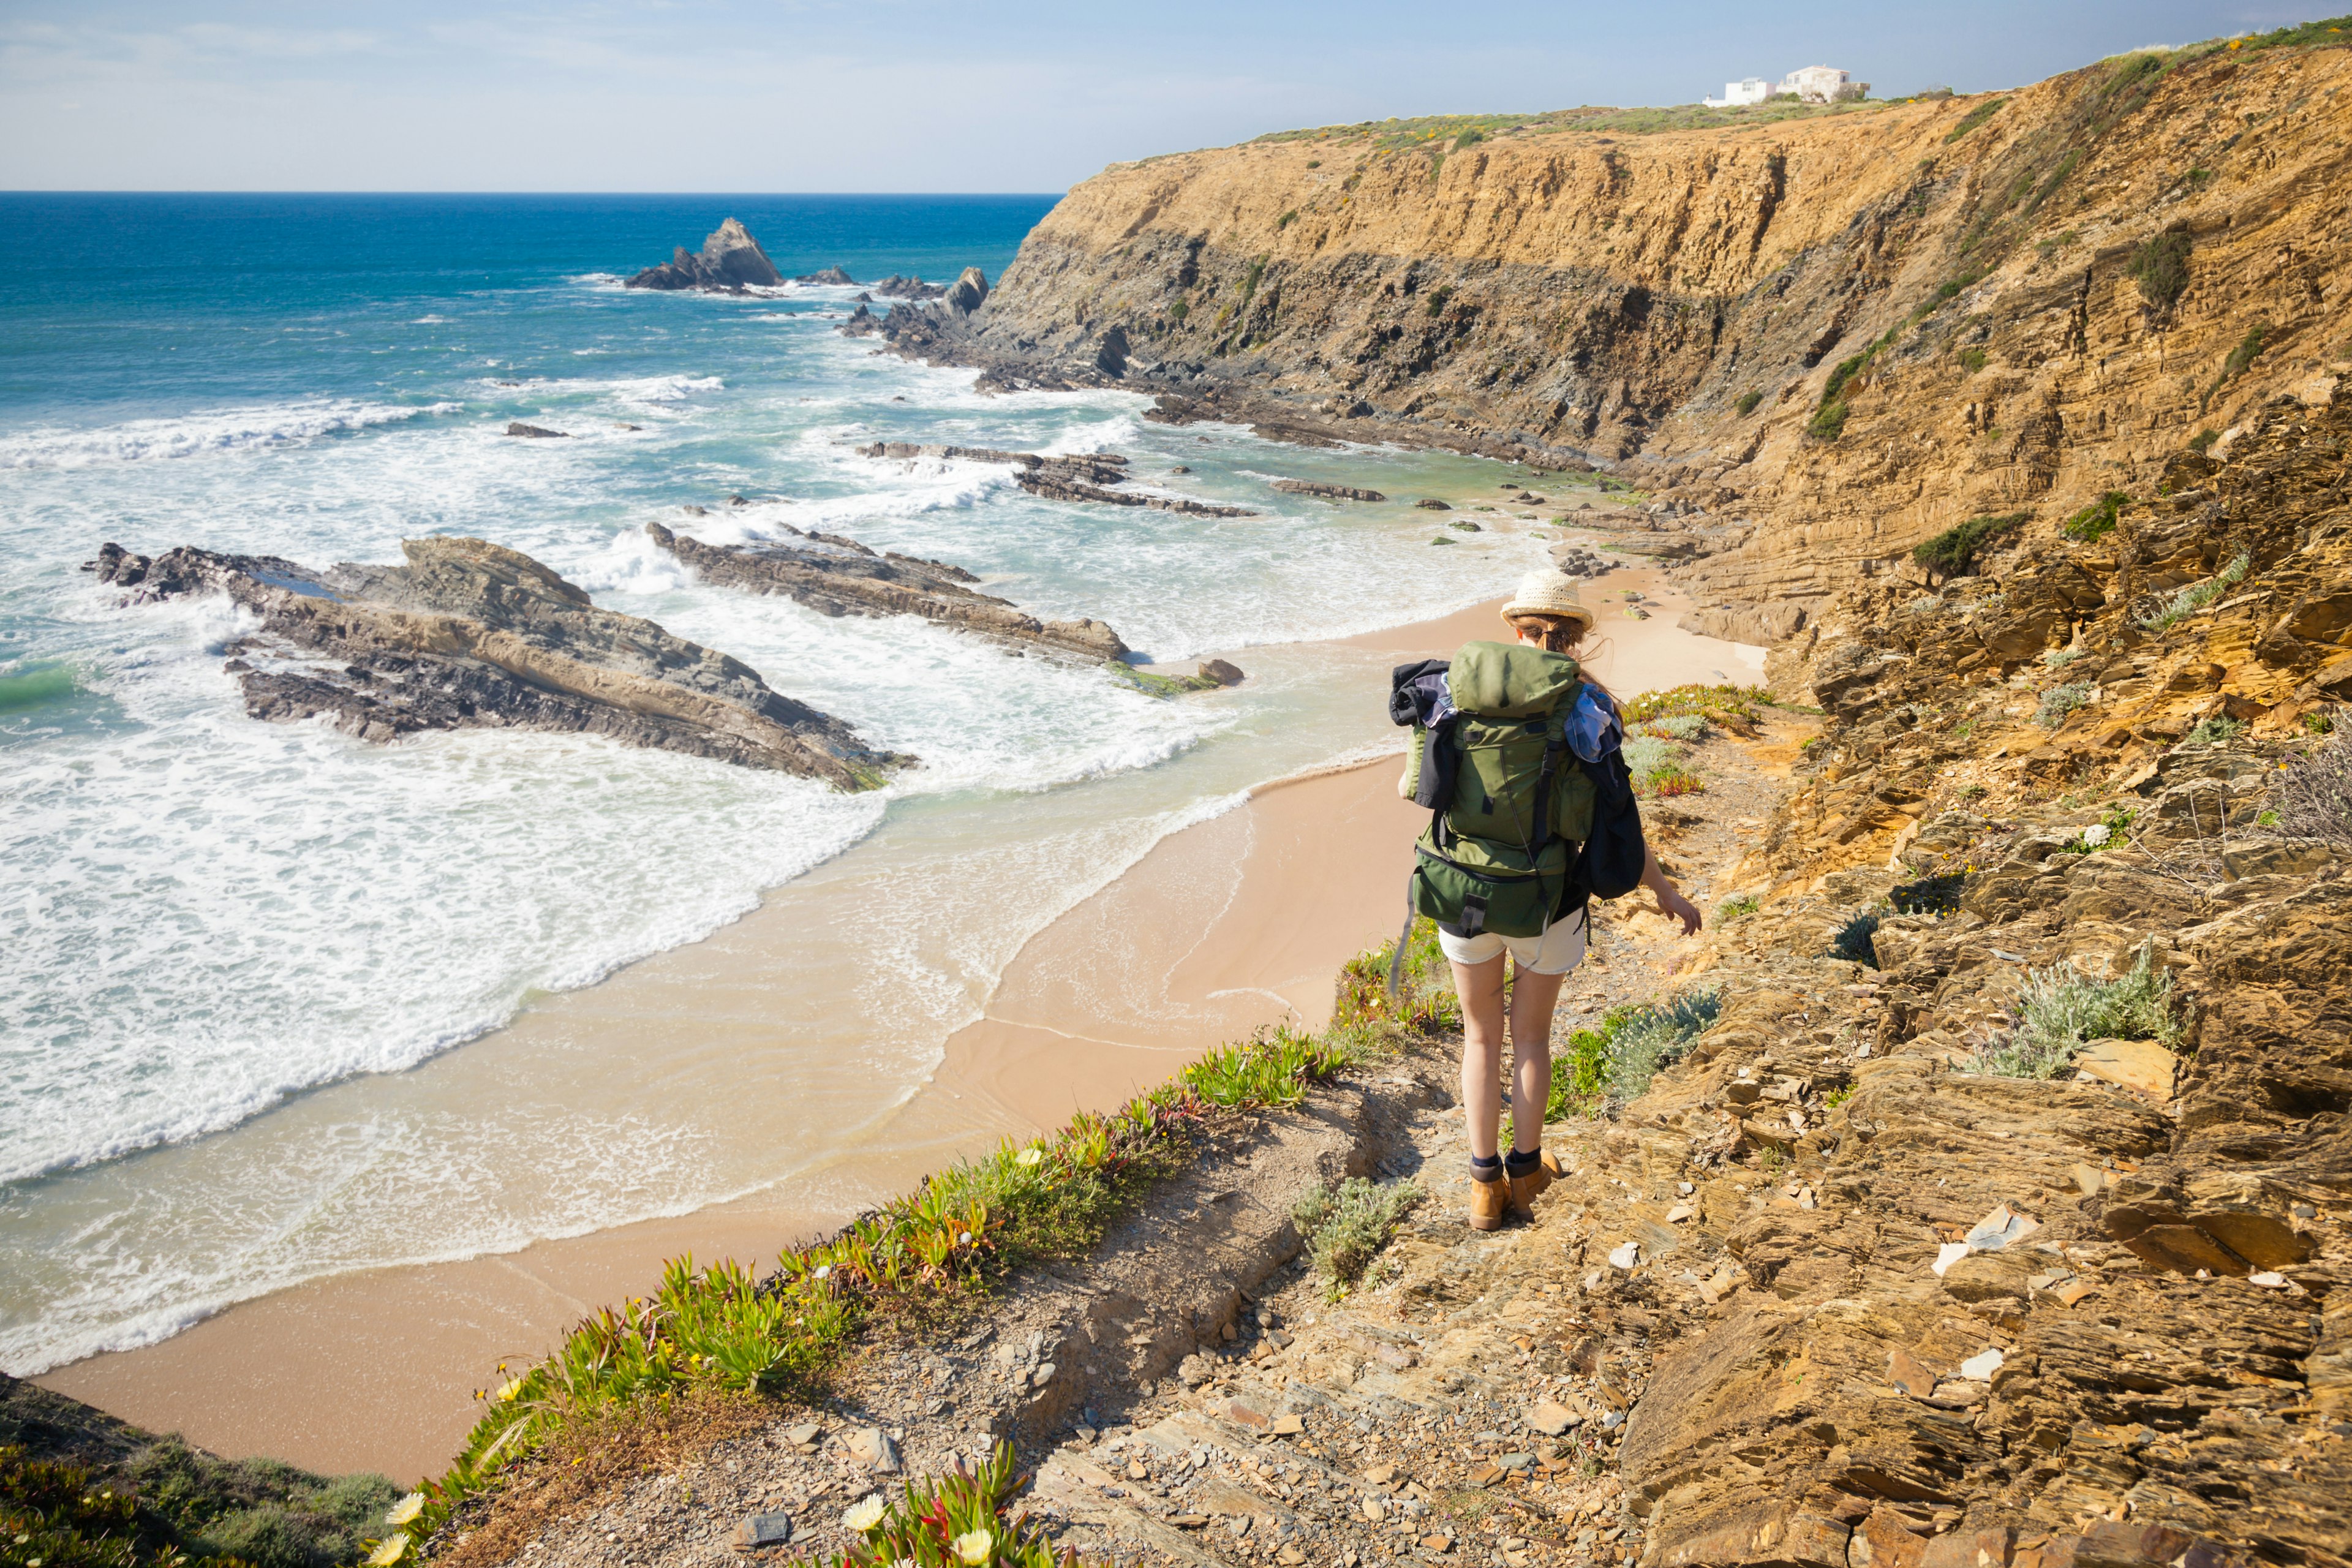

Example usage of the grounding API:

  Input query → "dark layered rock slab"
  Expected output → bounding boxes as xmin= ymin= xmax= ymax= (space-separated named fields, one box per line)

xmin=625 ymin=218 xmax=783 ymax=293
xmin=644 ymin=520 xmax=1129 ymax=663
xmin=87 ymin=537 xmax=902 ymax=788
xmin=1270 ymin=479 xmax=1385 ymax=502
xmin=854 ymin=442 xmax=1257 ymax=518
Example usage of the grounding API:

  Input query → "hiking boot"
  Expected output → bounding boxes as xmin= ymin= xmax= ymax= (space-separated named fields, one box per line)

xmin=1508 ymin=1150 xmax=1562 ymax=1216
xmin=1469 ymin=1174 xmax=1509 ymax=1232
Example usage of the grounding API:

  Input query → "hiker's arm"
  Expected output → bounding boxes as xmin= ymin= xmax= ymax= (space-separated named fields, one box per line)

xmin=1641 ymin=846 xmax=1703 ymax=935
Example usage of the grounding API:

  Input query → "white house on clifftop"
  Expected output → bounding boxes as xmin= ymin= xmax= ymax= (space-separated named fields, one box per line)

xmin=1702 ymin=65 xmax=1868 ymax=107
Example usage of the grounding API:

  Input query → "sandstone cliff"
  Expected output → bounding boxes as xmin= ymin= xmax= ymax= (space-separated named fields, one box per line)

xmin=899 ymin=29 xmax=2352 ymax=639
xmin=87 ymin=536 xmax=905 ymax=788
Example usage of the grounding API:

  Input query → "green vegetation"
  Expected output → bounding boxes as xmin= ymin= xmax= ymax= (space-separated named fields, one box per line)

xmin=1453 ymin=127 xmax=1485 ymax=148
xmin=2035 ymin=680 xmax=2094 ymax=728
xmin=2128 ymin=229 xmax=2193 ymax=309
xmin=1425 ymin=285 xmax=1453 ymax=317
xmin=820 ymin=1443 xmax=1060 ymax=1568
xmin=2306 ymin=711 xmax=2339 ymax=736
xmin=1237 ymin=255 xmax=1268 ymax=311
xmin=2187 ymin=715 xmax=2248 ymax=745
xmin=1716 ymin=893 xmax=1761 ymax=922
xmin=1943 ymin=96 xmax=2009 ymax=142
xmin=2189 ymin=428 xmax=2221 ymax=453
xmin=1548 ymin=991 xmax=1722 ymax=1114
xmin=2137 ymin=552 xmax=2251 ymax=632
xmin=0 ymin=1440 xmax=398 ymax=1568
xmin=1734 ymin=390 xmax=1764 ymax=417
xmin=1250 ymin=95 xmax=1892 ymax=151
xmin=1982 ymin=947 xmax=2179 ymax=1078
xmin=1292 ymin=1177 xmax=1424 ymax=1298
xmin=1912 ymin=511 xmax=2030 ymax=582
xmin=1960 ymin=347 xmax=1989 ymax=373
xmin=1166 ymin=299 xmax=1189 ymax=322
xmin=1823 ymin=1085 xmax=1855 ymax=1110
xmin=1620 ymin=683 xmax=1772 ymax=734
xmin=2042 ymin=646 xmax=2084 ymax=668
xmin=2204 ymin=322 xmax=2270 ymax=408
xmin=375 ymin=919 xmax=1472 ymax=1566
xmin=2062 ymin=490 xmax=2130 ymax=542
xmin=1637 ymin=714 xmax=1709 ymax=742
xmin=1276 ymin=210 xmax=1298 ymax=229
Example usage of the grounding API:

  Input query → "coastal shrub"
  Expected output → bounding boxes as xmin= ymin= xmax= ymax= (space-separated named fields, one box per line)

xmin=1912 ymin=511 xmax=2029 ymax=583
xmin=1642 ymin=764 xmax=1706 ymax=797
xmin=1943 ymin=96 xmax=2008 ymax=142
xmin=1166 ymin=299 xmax=1189 ymax=322
xmin=1717 ymin=892 xmax=1761 ymax=921
xmin=2189 ymin=428 xmax=2220 ymax=453
xmin=2185 ymin=715 xmax=2247 ymax=746
xmin=819 ymin=1443 xmax=1061 ymax=1568
xmin=1830 ymin=911 xmax=1882 ymax=967
xmin=2204 ymin=323 xmax=2269 ymax=406
xmin=2138 ymin=551 xmax=2250 ymax=631
xmin=1621 ymin=733 xmax=1678 ymax=780
xmin=2062 ymin=490 xmax=2129 ymax=541
xmin=1333 ymin=915 xmax=1461 ymax=1036
xmin=2272 ymin=711 xmax=2352 ymax=845
xmin=1546 ymin=990 xmax=1720 ymax=1113
xmin=2035 ymin=680 xmax=2094 ymax=728
xmin=1981 ymin=947 xmax=2178 ymax=1078
xmin=2043 ymin=646 xmax=2083 ymax=668
xmin=1620 ymin=683 xmax=1770 ymax=734
xmin=1960 ymin=347 xmax=1989 ymax=373
xmin=1425 ymin=285 xmax=1453 ymax=317
xmin=2128 ymin=229 xmax=2193 ymax=309
xmin=1638 ymin=714 xmax=1709 ymax=742
xmin=1735 ymin=390 xmax=1763 ymax=416
xmin=1292 ymin=1177 xmax=1423 ymax=1297
xmin=1277 ymin=210 xmax=1298 ymax=228
xmin=2304 ymin=710 xmax=2337 ymax=737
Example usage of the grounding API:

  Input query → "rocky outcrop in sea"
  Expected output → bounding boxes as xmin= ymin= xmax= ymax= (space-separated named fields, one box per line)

xmin=86 ymin=536 xmax=905 ymax=788
xmin=644 ymin=519 xmax=1130 ymax=663
xmin=624 ymin=218 xmax=784 ymax=293
xmin=854 ymin=442 xmax=1257 ymax=518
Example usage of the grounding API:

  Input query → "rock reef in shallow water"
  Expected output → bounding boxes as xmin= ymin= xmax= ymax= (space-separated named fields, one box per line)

xmin=86 ymin=536 xmax=905 ymax=788
xmin=854 ymin=441 xmax=1257 ymax=518
xmin=624 ymin=218 xmax=783 ymax=293
xmin=644 ymin=519 xmax=1130 ymax=663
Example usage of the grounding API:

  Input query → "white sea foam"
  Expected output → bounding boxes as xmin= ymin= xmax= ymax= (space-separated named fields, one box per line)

xmin=0 ymin=399 xmax=459 ymax=469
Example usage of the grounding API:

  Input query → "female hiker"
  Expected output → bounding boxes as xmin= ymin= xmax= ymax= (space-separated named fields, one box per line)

xmin=1391 ymin=568 xmax=1703 ymax=1231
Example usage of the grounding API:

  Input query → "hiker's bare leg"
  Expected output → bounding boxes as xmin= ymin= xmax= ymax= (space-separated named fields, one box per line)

xmin=1506 ymin=965 xmax=1566 ymax=1155
xmin=1453 ymin=954 xmax=1509 ymax=1161
xmin=1456 ymin=958 xmax=1567 ymax=1158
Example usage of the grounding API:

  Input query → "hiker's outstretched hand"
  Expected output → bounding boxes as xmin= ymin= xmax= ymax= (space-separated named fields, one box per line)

xmin=1657 ymin=886 xmax=1703 ymax=936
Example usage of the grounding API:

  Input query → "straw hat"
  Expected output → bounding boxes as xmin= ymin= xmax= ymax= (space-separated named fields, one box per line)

xmin=1500 ymin=568 xmax=1595 ymax=633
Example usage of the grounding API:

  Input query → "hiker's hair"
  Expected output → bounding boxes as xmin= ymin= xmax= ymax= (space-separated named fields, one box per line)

xmin=1506 ymin=612 xmax=1614 ymax=697
xmin=1506 ymin=612 xmax=1585 ymax=654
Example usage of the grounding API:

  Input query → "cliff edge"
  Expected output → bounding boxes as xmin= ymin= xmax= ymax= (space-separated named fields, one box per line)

xmin=894 ymin=26 xmax=2352 ymax=641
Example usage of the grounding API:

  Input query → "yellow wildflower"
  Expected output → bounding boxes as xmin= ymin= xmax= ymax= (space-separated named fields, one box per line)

xmin=954 ymin=1529 xmax=995 ymax=1564
xmin=842 ymin=1495 xmax=886 ymax=1532
xmin=385 ymin=1494 xmax=426 ymax=1528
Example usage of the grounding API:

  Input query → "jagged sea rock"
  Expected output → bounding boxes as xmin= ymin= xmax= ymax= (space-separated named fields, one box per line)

xmin=644 ymin=521 xmax=1129 ymax=663
xmin=505 ymin=422 xmax=568 ymax=439
xmin=1270 ymin=479 xmax=1385 ymax=502
xmin=852 ymin=442 xmax=1257 ymax=518
xmin=870 ymin=275 xmax=946 ymax=301
xmin=793 ymin=266 xmax=856 ymax=286
xmin=625 ymin=218 xmax=784 ymax=293
xmin=944 ymin=266 xmax=990 ymax=314
xmin=86 ymin=537 xmax=903 ymax=788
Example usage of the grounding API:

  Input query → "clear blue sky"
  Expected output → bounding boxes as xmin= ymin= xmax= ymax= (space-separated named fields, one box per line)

xmin=0 ymin=1 xmax=2331 ymax=192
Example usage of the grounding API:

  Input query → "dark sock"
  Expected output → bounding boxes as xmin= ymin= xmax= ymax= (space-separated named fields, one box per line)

xmin=1504 ymin=1147 xmax=1542 ymax=1178
xmin=1469 ymin=1153 xmax=1502 ymax=1182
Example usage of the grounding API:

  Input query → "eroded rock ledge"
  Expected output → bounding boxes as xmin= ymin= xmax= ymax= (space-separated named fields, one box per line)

xmin=644 ymin=519 xmax=1131 ymax=663
xmin=87 ymin=536 xmax=905 ymax=788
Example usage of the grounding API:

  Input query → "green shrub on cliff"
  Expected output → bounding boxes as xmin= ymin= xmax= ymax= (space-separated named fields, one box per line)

xmin=1942 ymin=96 xmax=2008 ymax=142
xmin=1913 ymin=512 xmax=2029 ymax=583
xmin=2034 ymin=680 xmax=2094 ymax=727
xmin=821 ymin=1443 xmax=1061 ymax=1568
xmin=1735 ymin=390 xmax=1763 ymax=416
xmin=2128 ymin=229 xmax=2193 ymax=309
xmin=1293 ymin=1177 xmax=1423 ymax=1297
xmin=2136 ymin=551 xmax=2250 ymax=632
xmin=2062 ymin=491 xmax=2129 ymax=541
xmin=1984 ymin=947 xmax=2178 ymax=1078
xmin=1548 ymin=990 xmax=1722 ymax=1113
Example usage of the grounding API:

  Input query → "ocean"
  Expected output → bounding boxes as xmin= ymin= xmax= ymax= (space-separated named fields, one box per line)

xmin=0 ymin=194 xmax=1553 ymax=1376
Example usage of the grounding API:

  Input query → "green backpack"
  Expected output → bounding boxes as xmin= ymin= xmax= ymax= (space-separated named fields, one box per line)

xmin=1401 ymin=641 xmax=1597 ymax=939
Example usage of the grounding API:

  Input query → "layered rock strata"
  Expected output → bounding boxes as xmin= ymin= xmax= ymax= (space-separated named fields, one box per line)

xmin=643 ymin=519 xmax=1130 ymax=663
xmin=87 ymin=536 xmax=902 ymax=788
xmin=1270 ymin=480 xmax=1385 ymax=502
xmin=873 ymin=37 xmax=2352 ymax=636
xmin=625 ymin=218 xmax=783 ymax=293
xmin=1591 ymin=398 xmax=2352 ymax=1562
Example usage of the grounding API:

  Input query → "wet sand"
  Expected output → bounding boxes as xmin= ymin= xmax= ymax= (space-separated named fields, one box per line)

xmin=39 ymin=560 xmax=1762 ymax=1485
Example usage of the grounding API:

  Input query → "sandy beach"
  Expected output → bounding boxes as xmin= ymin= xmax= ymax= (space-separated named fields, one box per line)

xmin=40 ymin=559 xmax=1760 ymax=1485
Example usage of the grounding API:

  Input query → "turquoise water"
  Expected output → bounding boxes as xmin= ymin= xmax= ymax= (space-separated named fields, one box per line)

xmin=0 ymin=195 xmax=1552 ymax=1373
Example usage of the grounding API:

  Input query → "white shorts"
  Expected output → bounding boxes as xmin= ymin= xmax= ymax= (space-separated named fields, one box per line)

xmin=1436 ymin=911 xmax=1588 ymax=976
